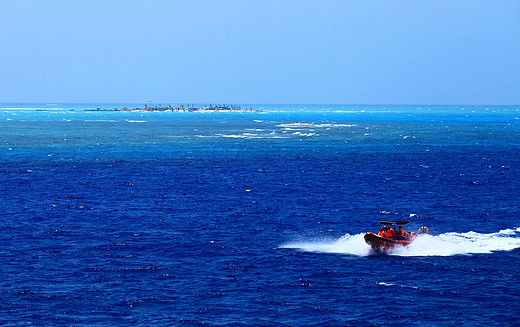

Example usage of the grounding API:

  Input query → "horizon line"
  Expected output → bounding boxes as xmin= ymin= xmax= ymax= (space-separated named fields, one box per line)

xmin=0 ymin=102 xmax=519 ymax=107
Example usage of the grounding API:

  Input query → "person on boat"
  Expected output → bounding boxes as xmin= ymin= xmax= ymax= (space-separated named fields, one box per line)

xmin=396 ymin=225 xmax=409 ymax=240
xmin=385 ymin=227 xmax=396 ymax=240
xmin=378 ymin=226 xmax=387 ymax=237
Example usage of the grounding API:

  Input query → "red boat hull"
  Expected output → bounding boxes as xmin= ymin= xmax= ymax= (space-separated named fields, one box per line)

xmin=364 ymin=232 xmax=414 ymax=254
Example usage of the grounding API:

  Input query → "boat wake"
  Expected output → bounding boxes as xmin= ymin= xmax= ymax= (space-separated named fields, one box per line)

xmin=281 ymin=227 xmax=520 ymax=257
xmin=281 ymin=233 xmax=372 ymax=256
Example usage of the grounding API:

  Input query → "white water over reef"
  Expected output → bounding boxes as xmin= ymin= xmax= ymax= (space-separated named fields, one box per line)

xmin=281 ymin=227 xmax=520 ymax=257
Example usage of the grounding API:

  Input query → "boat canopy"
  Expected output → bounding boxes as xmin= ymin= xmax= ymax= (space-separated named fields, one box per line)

xmin=378 ymin=220 xmax=410 ymax=226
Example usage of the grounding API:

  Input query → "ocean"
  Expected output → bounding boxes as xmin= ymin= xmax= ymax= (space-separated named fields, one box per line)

xmin=1 ymin=103 xmax=519 ymax=326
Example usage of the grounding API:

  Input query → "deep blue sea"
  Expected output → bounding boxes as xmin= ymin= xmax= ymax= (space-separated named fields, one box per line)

xmin=1 ymin=103 xmax=520 ymax=326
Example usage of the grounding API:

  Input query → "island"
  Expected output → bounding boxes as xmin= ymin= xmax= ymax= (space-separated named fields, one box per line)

xmin=85 ymin=104 xmax=260 ymax=112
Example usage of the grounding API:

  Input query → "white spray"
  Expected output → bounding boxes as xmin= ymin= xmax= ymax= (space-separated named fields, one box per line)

xmin=281 ymin=227 xmax=520 ymax=257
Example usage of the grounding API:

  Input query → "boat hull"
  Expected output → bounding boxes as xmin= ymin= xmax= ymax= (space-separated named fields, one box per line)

xmin=364 ymin=232 xmax=413 ymax=254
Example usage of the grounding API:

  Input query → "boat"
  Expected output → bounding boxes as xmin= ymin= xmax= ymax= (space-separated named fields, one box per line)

xmin=364 ymin=220 xmax=429 ymax=254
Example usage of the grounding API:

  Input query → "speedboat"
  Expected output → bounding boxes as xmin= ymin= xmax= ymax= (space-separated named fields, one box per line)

xmin=364 ymin=220 xmax=429 ymax=254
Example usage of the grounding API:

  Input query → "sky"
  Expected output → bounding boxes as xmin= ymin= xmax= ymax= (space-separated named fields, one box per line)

xmin=0 ymin=0 xmax=519 ymax=105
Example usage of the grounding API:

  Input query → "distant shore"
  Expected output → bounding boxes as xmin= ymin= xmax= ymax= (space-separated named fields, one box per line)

xmin=85 ymin=104 xmax=261 ymax=112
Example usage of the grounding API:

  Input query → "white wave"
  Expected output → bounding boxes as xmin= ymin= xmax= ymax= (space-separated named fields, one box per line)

xmin=281 ymin=228 xmax=520 ymax=257
xmin=378 ymin=282 xmax=421 ymax=290
xmin=127 ymin=120 xmax=147 ymax=123
xmin=397 ymin=228 xmax=520 ymax=257
xmin=215 ymin=133 xmax=289 ymax=139
xmin=292 ymin=132 xmax=316 ymax=137
xmin=276 ymin=123 xmax=316 ymax=128
xmin=315 ymin=124 xmax=357 ymax=127
xmin=378 ymin=282 xmax=394 ymax=287
xmin=216 ymin=133 xmax=250 ymax=139
xmin=280 ymin=233 xmax=373 ymax=257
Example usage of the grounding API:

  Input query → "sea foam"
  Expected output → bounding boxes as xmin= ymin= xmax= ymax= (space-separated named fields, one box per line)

xmin=281 ymin=227 xmax=520 ymax=257
xmin=281 ymin=233 xmax=372 ymax=256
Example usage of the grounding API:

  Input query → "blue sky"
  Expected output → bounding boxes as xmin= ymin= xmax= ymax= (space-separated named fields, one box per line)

xmin=1 ymin=0 xmax=519 ymax=105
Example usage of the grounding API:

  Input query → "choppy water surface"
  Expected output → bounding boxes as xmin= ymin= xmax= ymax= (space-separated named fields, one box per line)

xmin=1 ymin=104 xmax=520 ymax=326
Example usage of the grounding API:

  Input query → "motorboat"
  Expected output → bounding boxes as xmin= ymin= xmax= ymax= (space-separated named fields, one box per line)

xmin=364 ymin=220 xmax=429 ymax=254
